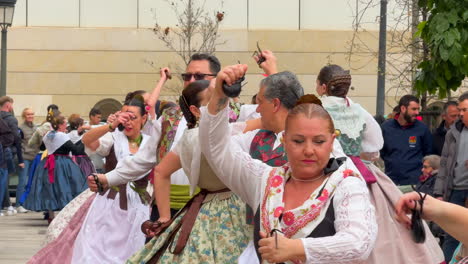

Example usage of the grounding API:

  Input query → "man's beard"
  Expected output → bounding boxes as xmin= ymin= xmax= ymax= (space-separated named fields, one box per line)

xmin=403 ymin=111 xmax=414 ymax=123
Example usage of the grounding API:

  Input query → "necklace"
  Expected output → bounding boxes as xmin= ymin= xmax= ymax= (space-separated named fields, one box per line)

xmin=290 ymin=173 xmax=326 ymax=182
xmin=128 ymin=134 xmax=143 ymax=149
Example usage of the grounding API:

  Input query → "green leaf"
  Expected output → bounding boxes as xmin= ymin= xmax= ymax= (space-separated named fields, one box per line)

xmin=439 ymin=45 xmax=450 ymax=61
xmin=446 ymin=10 xmax=459 ymax=26
xmin=436 ymin=75 xmax=447 ymax=91
xmin=415 ymin=21 xmax=427 ymax=37
xmin=449 ymin=43 xmax=462 ymax=66
xmin=444 ymin=31 xmax=455 ymax=46
xmin=444 ymin=63 xmax=452 ymax=79
xmin=463 ymin=10 xmax=468 ymax=21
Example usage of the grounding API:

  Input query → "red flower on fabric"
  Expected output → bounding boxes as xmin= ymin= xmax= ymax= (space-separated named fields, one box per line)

xmin=282 ymin=211 xmax=295 ymax=226
xmin=270 ymin=175 xmax=283 ymax=188
xmin=276 ymin=188 xmax=281 ymax=193
xmin=317 ymin=189 xmax=329 ymax=201
xmin=310 ymin=204 xmax=317 ymax=210
xmin=343 ymin=169 xmax=355 ymax=178
xmin=274 ymin=206 xmax=284 ymax=218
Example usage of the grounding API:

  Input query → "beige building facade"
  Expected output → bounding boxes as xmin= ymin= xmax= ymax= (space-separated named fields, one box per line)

xmin=5 ymin=0 xmax=413 ymax=121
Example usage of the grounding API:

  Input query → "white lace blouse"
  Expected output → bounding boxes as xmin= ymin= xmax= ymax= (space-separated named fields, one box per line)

xmin=199 ymin=106 xmax=377 ymax=264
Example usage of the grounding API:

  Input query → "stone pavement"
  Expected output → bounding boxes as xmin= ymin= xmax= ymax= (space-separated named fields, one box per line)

xmin=0 ymin=212 xmax=47 ymax=264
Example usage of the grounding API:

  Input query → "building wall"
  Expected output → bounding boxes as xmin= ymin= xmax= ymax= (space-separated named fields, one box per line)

xmin=7 ymin=0 xmax=409 ymax=120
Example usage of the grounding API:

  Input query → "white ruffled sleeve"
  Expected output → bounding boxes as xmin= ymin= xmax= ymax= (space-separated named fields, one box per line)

xmin=301 ymin=176 xmax=377 ymax=263
xmin=88 ymin=132 xmax=114 ymax=157
xmin=361 ymin=109 xmax=383 ymax=153
xmin=199 ymin=106 xmax=269 ymax=208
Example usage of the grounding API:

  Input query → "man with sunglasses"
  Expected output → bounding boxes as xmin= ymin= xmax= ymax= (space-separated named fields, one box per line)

xmin=88 ymin=53 xmax=221 ymax=241
xmin=181 ymin=53 xmax=220 ymax=85
xmin=434 ymin=91 xmax=468 ymax=261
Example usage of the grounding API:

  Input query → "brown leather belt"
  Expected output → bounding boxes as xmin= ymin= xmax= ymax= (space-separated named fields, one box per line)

xmin=147 ymin=188 xmax=230 ymax=263
xmin=101 ymin=175 xmax=150 ymax=211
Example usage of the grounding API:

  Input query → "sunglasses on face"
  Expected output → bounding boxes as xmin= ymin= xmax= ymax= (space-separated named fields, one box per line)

xmin=181 ymin=73 xmax=216 ymax=81
xmin=422 ymin=165 xmax=430 ymax=169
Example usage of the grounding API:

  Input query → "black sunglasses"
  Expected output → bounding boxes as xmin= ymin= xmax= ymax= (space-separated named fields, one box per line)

xmin=181 ymin=73 xmax=216 ymax=81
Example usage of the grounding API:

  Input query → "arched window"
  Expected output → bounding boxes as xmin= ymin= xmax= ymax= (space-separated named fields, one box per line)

xmin=93 ymin=98 xmax=122 ymax=121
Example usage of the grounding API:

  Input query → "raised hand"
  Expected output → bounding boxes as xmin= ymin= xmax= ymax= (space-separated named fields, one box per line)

xmin=253 ymin=50 xmax=278 ymax=75
xmin=160 ymin=67 xmax=172 ymax=80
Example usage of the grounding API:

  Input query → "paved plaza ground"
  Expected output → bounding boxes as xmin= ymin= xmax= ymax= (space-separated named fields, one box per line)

xmin=0 ymin=211 xmax=47 ymax=264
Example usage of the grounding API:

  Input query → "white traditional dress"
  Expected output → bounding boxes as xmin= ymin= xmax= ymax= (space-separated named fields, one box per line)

xmin=322 ymin=95 xmax=444 ymax=263
xmin=199 ymin=106 xmax=378 ymax=264
xmin=28 ymin=119 xmax=161 ymax=264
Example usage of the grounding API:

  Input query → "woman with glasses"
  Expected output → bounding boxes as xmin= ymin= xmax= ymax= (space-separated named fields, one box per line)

xmin=127 ymin=80 xmax=254 ymax=264
xmin=316 ymin=64 xmax=444 ymax=263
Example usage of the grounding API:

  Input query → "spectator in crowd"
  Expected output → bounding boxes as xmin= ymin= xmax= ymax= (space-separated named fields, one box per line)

xmin=416 ymin=155 xmax=440 ymax=196
xmin=86 ymin=108 xmax=106 ymax=173
xmin=415 ymin=154 xmax=444 ymax=244
xmin=386 ymin=106 xmax=399 ymax=119
xmin=381 ymin=95 xmax=432 ymax=186
xmin=433 ymin=92 xmax=468 ymax=261
xmin=88 ymin=108 xmax=104 ymax=126
xmin=432 ymin=101 xmax=459 ymax=155
xmin=16 ymin=108 xmax=39 ymax=213
xmin=0 ymin=96 xmax=24 ymax=216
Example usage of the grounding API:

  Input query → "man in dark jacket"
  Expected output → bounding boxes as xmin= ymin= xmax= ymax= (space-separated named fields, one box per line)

xmin=0 ymin=96 xmax=23 ymax=215
xmin=434 ymin=92 xmax=468 ymax=261
xmin=432 ymin=101 xmax=459 ymax=155
xmin=381 ymin=95 xmax=433 ymax=185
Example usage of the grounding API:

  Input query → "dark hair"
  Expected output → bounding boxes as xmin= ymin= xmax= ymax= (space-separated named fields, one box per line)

xmin=125 ymin=95 xmax=147 ymax=116
xmin=68 ymin=114 xmax=84 ymax=131
xmin=124 ymin=90 xmax=146 ymax=105
xmin=442 ymin=101 xmax=458 ymax=114
xmin=47 ymin=109 xmax=65 ymax=131
xmin=392 ymin=105 xmax=399 ymax=113
xmin=47 ymin=104 xmax=59 ymax=112
xmin=458 ymin=92 xmax=468 ymax=103
xmin=179 ymin=80 xmax=210 ymax=129
xmin=156 ymin=100 xmax=177 ymax=118
xmin=189 ymin=53 xmax=221 ymax=75
xmin=398 ymin=95 xmax=419 ymax=111
xmin=89 ymin=107 xmax=102 ymax=117
xmin=317 ymin=64 xmax=352 ymax=98
xmin=46 ymin=109 xmax=61 ymax=124
xmin=251 ymin=94 xmax=257 ymax=104
xmin=286 ymin=103 xmax=335 ymax=134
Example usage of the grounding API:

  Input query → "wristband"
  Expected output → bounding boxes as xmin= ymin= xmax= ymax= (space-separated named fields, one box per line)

xmin=108 ymin=123 xmax=115 ymax=132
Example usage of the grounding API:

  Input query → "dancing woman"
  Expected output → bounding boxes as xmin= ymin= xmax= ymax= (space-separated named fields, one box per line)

xmin=28 ymin=94 xmax=159 ymax=264
xmin=316 ymin=64 xmax=444 ymax=263
xmin=23 ymin=110 xmax=87 ymax=221
xmin=127 ymin=80 xmax=253 ymax=264
xmin=67 ymin=114 xmax=95 ymax=177
xmin=199 ymin=64 xmax=377 ymax=264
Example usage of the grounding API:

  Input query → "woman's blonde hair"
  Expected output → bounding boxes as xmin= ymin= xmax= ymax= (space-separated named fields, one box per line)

xmin=21 ymin=108 xmax=33 ymax=119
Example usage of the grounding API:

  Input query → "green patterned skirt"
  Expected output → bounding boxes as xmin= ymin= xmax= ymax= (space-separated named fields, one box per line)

xmin=127 ymin=192 xmax=253 ymax=264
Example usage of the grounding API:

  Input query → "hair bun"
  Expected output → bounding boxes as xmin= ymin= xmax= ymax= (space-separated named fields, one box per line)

xmin=295 ymin=94 xmax=322 ymax=107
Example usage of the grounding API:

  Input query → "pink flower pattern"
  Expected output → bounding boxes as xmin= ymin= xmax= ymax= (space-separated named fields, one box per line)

xmin=270 ymin=175 xmax=283 ymax=188
xmin=261 ymin=166 xmax=347 ymax=238
xmin=282 ymin=211 xmax=295 ymax=226
xmin=274 ymin=206 xmax=284 ymax=218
